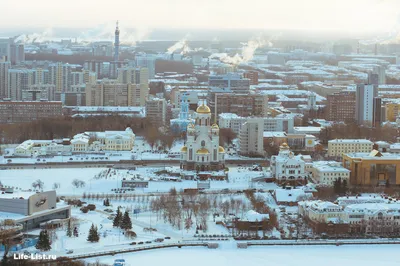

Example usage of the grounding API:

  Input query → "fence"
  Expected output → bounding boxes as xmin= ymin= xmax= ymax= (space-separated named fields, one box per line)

xmin=57 ymin=241 xmax=208 ymax=261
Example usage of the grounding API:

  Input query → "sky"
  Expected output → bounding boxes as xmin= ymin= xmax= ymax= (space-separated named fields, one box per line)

xmin=1 ymin=0 xmax=399 ymax=33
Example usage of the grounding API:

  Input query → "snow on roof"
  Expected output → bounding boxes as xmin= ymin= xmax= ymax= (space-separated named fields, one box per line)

xmin=328 ymin=139 xmax=373 ymax=144
xmin=275 ymin=187 xmax=312 ymax=203
xmin=243 ymin=210 xmax=269 ymax=222
xmin=0 ymin=191 xmax=37 ymax=199
xmin=293 ymin=127 xmax=322 ymax=133
xmin=218 ymin=113 xmax=240 ymax=119
xmin=312 ymin=163 xmax=350 ymax=173
xmin=263 ymin=131 xmax=286 ymax=138
xmin=390 ymin=143 xmax=400 ymax=150
xmin=337 ymin=194 xmax=388 ymax=206
xmin=344 ymin=203 xmax=400 ymax=214
xmin=69 ymin=106 xmax=145 ymax=113
xmin=299 ymin=200 xmax=341 ymax=212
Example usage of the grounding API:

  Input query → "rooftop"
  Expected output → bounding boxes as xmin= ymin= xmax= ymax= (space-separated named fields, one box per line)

xmin=329 ymin=139 xmax=373 ymax=144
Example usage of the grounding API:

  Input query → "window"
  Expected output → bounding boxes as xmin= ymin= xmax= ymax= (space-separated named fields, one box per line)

xmin=201 ymin=140 xmax=205 ymax=147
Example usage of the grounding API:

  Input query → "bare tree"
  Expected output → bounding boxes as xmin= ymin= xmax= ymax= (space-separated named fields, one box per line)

xmin=32 ymin=179 xmax=44 ymax=190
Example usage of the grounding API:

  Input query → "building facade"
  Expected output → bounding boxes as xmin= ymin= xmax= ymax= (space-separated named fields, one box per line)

xmin=180 ymin=104 xmax=225 ymax=171
xmin=239 ymin=119 xmax=264 ymax=156
xmin=218 ymin=113 xmax=294 ymax=134
xmin=210 ymin=93 xmax=269 ymax=118
xmin=0 ymin=101 xmax=62 ymax=124
xmin=326 ymin=90 xmax=356 ymax=122
xmin=270 ymin=143 xmax=309 ymax=185
xmin=328 ymin=139 xmax=374 ymax=158
xmin=343 ymin=150 xmax=400 ymax=186
xmin=145 ymin=98 xmax=167 ymax=126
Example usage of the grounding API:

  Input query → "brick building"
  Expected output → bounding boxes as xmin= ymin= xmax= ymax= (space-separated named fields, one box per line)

xmin=326 ymin=90 xmax=356 ymax=122
xmin=0 ymin=101 xmax=62 ymax=124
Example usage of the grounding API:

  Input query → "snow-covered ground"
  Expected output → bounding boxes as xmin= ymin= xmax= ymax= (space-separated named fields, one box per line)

xmin=0 ymin=137 xmax=256 ymax=165
xmin=21 ymin=201 xmax=172 ymax=257
xmin=0 ymin=167 xmax=276 ymax=195
xmin=85 ymin=244 xmax=400 ymax=266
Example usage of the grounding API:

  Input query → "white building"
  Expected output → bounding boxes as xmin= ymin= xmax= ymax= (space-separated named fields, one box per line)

xmin=239 ymin=119 xmax=264 ymax=156
xmin=180 ymin=104 xmax=225 ymax=171
xmin=270 ymin=143 xmax=310 ymax=185
xmin=310 ymin=161 xmax=350 ymax=186
xmin=328 ymin=139 xmax=374 ymax=157
xmin=14 ymin=128 xmax=135 ymax=156
xmin=14 ymin=139 xmax=71 ymax=157
xmin=218 ymin=113 xmax=294 ymax=134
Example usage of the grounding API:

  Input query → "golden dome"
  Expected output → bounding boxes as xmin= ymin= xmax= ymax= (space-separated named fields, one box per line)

xmin=281 ymin=142 xmax=288 ymax=147
xmin=196 ymin=148 xmax=210 ymax=154
xmin=218 ymin=146 xmax=225 ymax=153
xmin=181 ymin=146 xmax=187 ymax=152
xmin=212 ymin=124 xmax=219 ymax=129
xmin=196 ymin=104 xmax=211 ymax=114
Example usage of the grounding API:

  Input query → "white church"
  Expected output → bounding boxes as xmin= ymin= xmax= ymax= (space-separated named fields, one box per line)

xmin=180 ymin=104 xmax=225 ymax=171
xmin=270 ymin=143 xmax=310 ymax=186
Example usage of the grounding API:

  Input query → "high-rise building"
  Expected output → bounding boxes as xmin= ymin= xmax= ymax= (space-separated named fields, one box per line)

xmin=210 ymin=93 xmax=268 ymax=119
xmin=239 ymin=119 xmax=264 ymax=156
xmin=117 ymin=67 xmax=149 ymax=85
xmin=209 ymin=73 xmax=250 ymax=94
xmin=243 ymin=71 xmax=259 ymax=85
xmin=48 ymin=63 xmax=73 ymax=93
xmin=145 ymin=98 xmax=167 ymax=126
xmin=0 ymin=38 xmax=11 ymax=61
xmin=114 ymin=21 xmax=120 ymax=62
xmin=84 ymin=60 xmax=104 ymax=78
xmin=355 ymin=84 xmax=380 ymax=126
xmin=85 ymin=80 xmax=146 ymax=107
xmin=128 ymin=84 xmax=149 ymax=107
xmin=0 ymin=61 xmax=10 ymax=98
xmin=326 ymin=90 xmax=356 ymax=122
xmin=135 ymin=54 xmax=157 ymax=79
xmin=10 ymin=44 xmax=25 ymax=65
xmin=22 ymin=84 xmax=56 ymax=101
xmin=8 ymin=69 xmax=35 ymax=100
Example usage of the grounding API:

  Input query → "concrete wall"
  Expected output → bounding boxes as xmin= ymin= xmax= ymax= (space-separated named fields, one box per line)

xmin=28 ymin=191 xmax=56 ymax=215
xmin=0 ymin=198 xmax=28 ymax=215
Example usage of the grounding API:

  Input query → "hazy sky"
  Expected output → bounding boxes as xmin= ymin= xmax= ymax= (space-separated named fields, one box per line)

xmin=2 ymin=0 xmax=399 ymax=32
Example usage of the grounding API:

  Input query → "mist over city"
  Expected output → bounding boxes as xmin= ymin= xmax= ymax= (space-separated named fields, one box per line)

xmin=0 ymin=1 xmax=400 ymax=266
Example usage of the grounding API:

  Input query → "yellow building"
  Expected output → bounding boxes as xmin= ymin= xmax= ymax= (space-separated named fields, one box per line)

xmin=328 ymin=139 xmax=374 ymax=158
xmin=343 ymin=150 xmax=400 ymax=186
xmin=386 ymin=102 xmax=400 ymax=122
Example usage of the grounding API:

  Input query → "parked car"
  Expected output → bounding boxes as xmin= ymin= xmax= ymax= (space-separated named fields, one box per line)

xmin=145 ymin=241 xmax=152 ymax=244
xmin=130 ymin=242 xmax=137 ymax=245
xmin=138 ymin=241 xmax=144 ymax=245
xmin=66 ymin=249 xmax=73 ymax=254
xmin=164 ymin=236 xmax=171 ymax=240
xmin=155 ymin=238 xmax=164 ymax=242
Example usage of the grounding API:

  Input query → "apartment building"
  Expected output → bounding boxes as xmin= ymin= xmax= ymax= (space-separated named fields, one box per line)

xmin=239 ymin=119 xmax=264 ymax=156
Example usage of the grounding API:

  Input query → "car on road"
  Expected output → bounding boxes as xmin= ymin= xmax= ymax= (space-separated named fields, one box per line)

xmin=164 ymin=236 xmax=171 ymax=240
xmin=130 ymin=242 xmax=137 ymax=245
xmin=145 ymin=241 xmax=152 ymax=244
xmin=138 ymin=241 xmax=144 ymax=245
xmin=66 ymin=249 xmax=73 ymax=254
xmin=155 ymin=238 xmax=164 ymax=242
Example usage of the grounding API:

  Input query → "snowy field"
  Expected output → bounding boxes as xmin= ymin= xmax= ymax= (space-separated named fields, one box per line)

xmin=0 ymin=167 xmax=276 ymax=195
xmin=85 ymin=244 xmax=400 ymax=266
